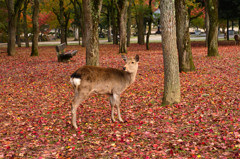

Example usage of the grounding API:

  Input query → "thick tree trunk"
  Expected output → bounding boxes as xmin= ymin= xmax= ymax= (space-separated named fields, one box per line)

xmin=119 ymin=0 xmax=128 ymax=53
xmin=31 ymin=0 xmax=39 ymax=56
xmin=207 ymin=0 xmax=219 ymax=56
xmin=6 ymin=0 xmax=16 ymax=56
xmin=160 ymin=0 xmax=181 ymax=105
xmin=137 ymin=5 xmax=145 ymax=45
xmin=175 ymin=0 xmax=195 ymax=72
xmin=23 ymin=0 xmax=29 ymax=47
xmin=146 ymin=0 xmax=152 ymax=50
xmin=64 ymin=12 xmax=70 ymax=45
xmin=83 ymin=0 xmax=103 ymax=66
xmin=16 ymin=10 xmax=21 ymax=47
xmin=59 ymin=0 xmax=66 ymax=44
xmin=127 ymin=0 xmax=132 ymax=47
xmin=111 ymin=1 xmax=118 ymax=45
xmin=6 ymin=0 xmax=24 ymax=56
xmin=112 ymin=11 xmax=118 ymax=45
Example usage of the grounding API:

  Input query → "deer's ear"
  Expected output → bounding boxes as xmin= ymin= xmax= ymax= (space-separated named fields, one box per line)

xmin=135 ymin=55 xmax=139 ymax=62
xmin=122 ymin=55 xmax=127 ymax=62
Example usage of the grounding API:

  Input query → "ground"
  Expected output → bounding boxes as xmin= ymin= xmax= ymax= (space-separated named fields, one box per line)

xmin=0 ymin=42 xmax=239 ymax=158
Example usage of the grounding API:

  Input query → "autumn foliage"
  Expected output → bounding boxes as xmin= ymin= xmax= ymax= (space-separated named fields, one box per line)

xmin=0 ymin=42 xmax=239 ymax=158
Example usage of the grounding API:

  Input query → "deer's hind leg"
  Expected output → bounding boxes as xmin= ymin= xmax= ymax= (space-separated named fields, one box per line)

xmin=109 ymin=95 xmax=116 ymax=122
xmin=71 ymin=89 xmax=89 ymax=129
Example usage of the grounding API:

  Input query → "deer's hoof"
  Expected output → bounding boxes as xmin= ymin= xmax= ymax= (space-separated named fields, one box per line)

xmin=111 ymin=118 xmax=116 ymax=123
xmin=119 ymin=119 xmax=124 ymax=122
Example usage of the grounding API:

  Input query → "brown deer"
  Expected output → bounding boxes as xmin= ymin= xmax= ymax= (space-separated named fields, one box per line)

xmin=70 ymin=55 xmax=139 ymax=129
xmin=234 ymin=34 xmax=240 ymax=45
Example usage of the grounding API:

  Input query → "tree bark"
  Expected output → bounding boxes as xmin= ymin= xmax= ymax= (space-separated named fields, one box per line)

xmin=112 ymin=0 xmax=118 ymax=45
xmin=175 ymin=0 xmax=195 ymax=72
xmin=64 ymin=11 xmax=70 ymax=45
xmin=112 ymin=11 xmax=118 ymax=45
xmin=118 ymin=0 xmax=128 ymax=53
xmin=23 ymin=0 xmax=29 ymax=47
xmin=146 ymin=0 xmax=152 ymax=50
xmin=83 ymin=0 xmax=103 ymax=66
xmin=16 ymin=10 xmax=22 ymax=47
xmin=5 ymin=0 xmax=17 ymax=55
xmin=205 ymin=0 xmax=209 ymax=46
xmin=160 ymin=0 xmax=181 ymax=105
xmin=5 ymin=0 xmax=25 ymax=56
xmin=136 ymin=4 xmax=145 ymax=45
xmin=59 ymin=0 xmax=66 ymax=44
xmin=127 ymin=0 xmax=132 ymax=47
xmin=206 ymin=0 xmax=219 ymax=56
xmin=31 ymin=0 xmax=39 ymax=56
xmin=6 ymin=0 xmax=16 ymax=56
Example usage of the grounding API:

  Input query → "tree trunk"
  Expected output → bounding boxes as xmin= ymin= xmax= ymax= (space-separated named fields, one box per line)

xmin=59 ymin=0 xmax=66 ymax=44
xmin=5 ymin=0 xmax=24 ymax=56
xmin=80 ymin=1 xmax=86 ymax=47
xmin=112 ymin=1 xmax=118 ymax=45
xmin=6 ymin=0 xmax=16 ymax=56
xmin=23 ymin=0 xmax=29 ymax=47
xmin=175 ymin=0 xmax=195 ymax=72
xmin=31 ymin=0 xmax=39 ymax=56
xmin=160 ymin=0 xmax=181 ymax=105
xmin=112 ymin=12 xmax=118 ymax=45
xmin=127 ymin=0 xmax=132 ymax=47
xmin=206 ymin=0 xmax=219 ymax=56
xmin=64 ymin=11 xmax=70 ymax=45
xmin=137 ymin=5 xmax=145 ymax=45
xmin=16 ymin=10 xmax=21 ymax=47
xmin=146 ymin=0 xmax=152 ymax=50
xmin=118 ymin=0 xmax=128 ymax=53
xmin=107 ymin=10 xmax=112 ymax=42
xmin=83 ymin=0 xmax=103 ymax=66
xmin=205 ymin=0 xmax=209 ymax=46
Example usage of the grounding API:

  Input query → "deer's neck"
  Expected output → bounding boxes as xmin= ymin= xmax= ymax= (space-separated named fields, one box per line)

xmin=128 ymin=71 xmax=138 ymax=85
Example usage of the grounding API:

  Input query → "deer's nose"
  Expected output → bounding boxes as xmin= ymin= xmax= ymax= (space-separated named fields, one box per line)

xmin=123 ymin=67 xmax=126 ymax=70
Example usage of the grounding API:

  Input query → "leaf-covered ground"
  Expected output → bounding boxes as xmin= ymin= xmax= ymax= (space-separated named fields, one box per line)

xmin=0 ymin=42 xmax=239 ymax=158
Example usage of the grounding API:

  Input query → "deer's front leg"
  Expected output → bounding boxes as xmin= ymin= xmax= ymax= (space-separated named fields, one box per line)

xmin=114 ymin=94 xmax=124 ymax=122
xmin=109 ymin=95 xmax=116 ymax=122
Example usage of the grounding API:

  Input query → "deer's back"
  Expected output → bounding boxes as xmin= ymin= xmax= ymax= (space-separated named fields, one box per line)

xmin=71 ymin=66 xmax=131 ymax=94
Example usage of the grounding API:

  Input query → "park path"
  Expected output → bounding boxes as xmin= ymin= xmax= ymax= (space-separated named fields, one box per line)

xmin=0 ymin=34 xmax=231 ymax=48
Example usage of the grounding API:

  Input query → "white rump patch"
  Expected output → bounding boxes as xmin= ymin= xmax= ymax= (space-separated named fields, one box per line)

xmin=70 ymin=78 xmax=81 ymax=87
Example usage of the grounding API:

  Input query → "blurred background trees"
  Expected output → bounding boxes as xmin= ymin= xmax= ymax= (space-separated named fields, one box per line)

xmin=1 ymin=0 xmax=240 ymax=56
